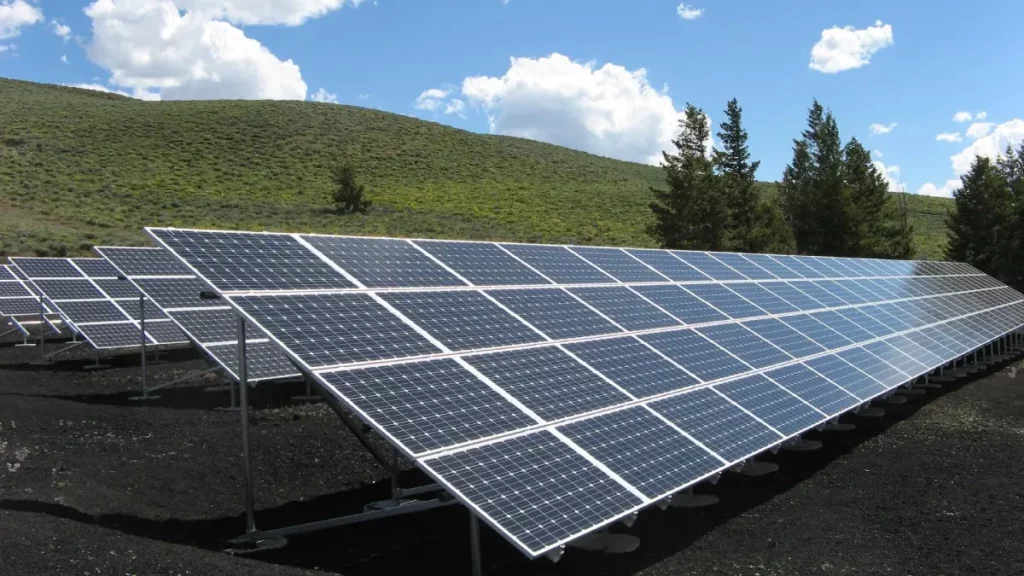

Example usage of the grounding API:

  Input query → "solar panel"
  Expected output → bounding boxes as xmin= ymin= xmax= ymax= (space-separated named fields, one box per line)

xmin=302 ymin=235 xmax=466 ymax=288
xmin=147 ymin=226 xmax=1024 ymax=559
xmin=71 ymin=258 xmax=119 ymax=278
xmin=93 ymin=279 xmax=142 ymax=299
xmin=0 ymin=282 xmax=32 ymax=298
xmin=10 ymin=258 xmax=82 ymax=278
xmin=33 ymin=279 xmax=105 ymax=301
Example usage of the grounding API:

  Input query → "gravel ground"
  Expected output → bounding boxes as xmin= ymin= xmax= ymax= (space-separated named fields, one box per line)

xmin=2 ymin=336 xmax=1023 ymax=575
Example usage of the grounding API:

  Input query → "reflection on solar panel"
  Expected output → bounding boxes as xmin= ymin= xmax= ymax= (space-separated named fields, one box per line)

xmin=96 ymin=246 xmax=300 ymax=382
xmin=0 ymin=264 xmax=52 ymax=318
xmin=147 ymin=226 xmax=1024 ymax=559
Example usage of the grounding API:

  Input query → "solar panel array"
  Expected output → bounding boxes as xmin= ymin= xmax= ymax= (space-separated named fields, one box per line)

xmin=9 ymin=257 xmax=188 ymax=350
xmin=95 ymin=247 xmax=300 ymax=383
xmin=1 ymin=265 xmax=66 ymax=337
xmin=147 ymin=228 xmax=1024 ymax=558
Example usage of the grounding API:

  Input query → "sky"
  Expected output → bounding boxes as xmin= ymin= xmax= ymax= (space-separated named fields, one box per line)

xmin=1 ymin=0 xmax=1022 ymax=198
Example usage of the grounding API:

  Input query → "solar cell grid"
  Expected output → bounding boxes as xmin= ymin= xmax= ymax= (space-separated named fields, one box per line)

xmin=778 ymin=314 xmax=852 ymax=350
xmin=625 ymin=249 xmax=707 ymax=281
xmin=0 ymin=282 xmax=32 ymax=298
xmin=568 ymin=247 xmax=667 ymax=283
xmin=810 ymin=310 xmax=875 ymax=343
xmin=864 ymin=340 xmax=928 ymax=376
xmin=569 ymin=286 xmax=678 ymax=331
xmin=697 ymin=323 xmax=791 ymax=368
xmin=789 ymin=281 xmax=846 ymax=308
xmin=859 ymin=305 xmax=913 ymax=332
xmin=167 ymin=308 xmax=244 ymax=343
xmin=563 ymin=337 xmax=699 ymax=398
xmin=683 ymin=284 xmax=766 ymax=319
xmin=835 ymin=279 xmax=884 ymax=302
xmin=0 ymin=298 xmax=45 ymax=316
xmin=558 ymin=406 xmax=723 ymax=499
xmin=763 ymin=363 xmax=859 ymax=416
xmin=57 ymin=300 xmax=129 ymax=323
xmin=713 ymin=374 xmax=824 ymax=436
xmin=726 ymin=283 xmax=799 ymax=314
xmin=759 ymin=281 xmax=825 ymax=311
xmin=831 ymin=258 xmax=874 ymax=277
xmin=742 ymin=318 xmax=825 ymax=358
xmin=816 ymin=257 xmax=859 ymax=278
xmin=672 ymin=251 xmax=746 ymax=280
xmin=132 ymin=278 xmax=216 ymax=309
xmin=833 ymin=307 xmax=894 ymax=338
xmin=630 ymin=285 xmax=726 ymax=325
xmin=72 ymin=258 xmax=119 ymax=278
xmin=381 ymin=290 xmax=544 ymax=351
xmin=886 ymin=334 xmax=945 ymax=367
xmin=120 ymin=299 xmax=171 ymax=321
xmin=803 ymin=354 xmax=888 ymax=399
xmin=11 ymin=257 xmax=82 ymax=278
xmin=302 ymin=235 xmax=466 ymax=288
xmin=0 ymin=266 xmax=16 ymax=281
xmin=641 ymin=329 xmax=750 ymax=382
xmin=212 ymin=340 xmax=302 ymax=382
xmin=33 ymin=279 xmax=106 ymax=301
xmin=83 ymin=322 xmax=151 ymax=348
xmin=817 ymin=280 xmax=867 ymax=305
xmin=837 ymin=347 xmax=906 ymax=389
xmin=320 ymin=359 xmax=536 ymax=454
xmin=770 ymin=255 xmax=823 ymax=278
xmin=799 ymin=257 xmax=843 ymax=278
xmin=414 ymin=240 xmax=551 ymax=286
xmin=94 ymin=279 xmax=142 ymax=299
xmin=501 ymin=244 xmax=615 ymax=285
xmin=742 ymin=254 xmax=804 ymax=279
xmin=142 ymin=320 xmax=189 ymax=344
xmin=487 ymin=288 xmax=622 ymax=340
xmin=95 ymin=247 xmax=190 ymax=276
xmin=465 ymin=346 xmax=630 ymax=421
xmin=708 ymin=253 xmax=776 ymax=280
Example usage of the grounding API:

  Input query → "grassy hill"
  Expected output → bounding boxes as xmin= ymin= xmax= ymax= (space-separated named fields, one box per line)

xmin=0 ymin=78 xmax=952 ymax=259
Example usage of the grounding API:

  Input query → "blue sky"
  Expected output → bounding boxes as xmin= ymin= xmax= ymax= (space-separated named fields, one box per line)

xmin=1 ymin=0 xmax=1022 ymax=197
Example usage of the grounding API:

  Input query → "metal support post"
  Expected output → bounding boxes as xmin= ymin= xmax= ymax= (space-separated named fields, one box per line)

xmin=30 ymin=296 xmax=53 ymax=366
xmin=391 ymin=447 xmax=401 ymax=506
xmin=129 ymin=295 xmax=154 ymax=399
xmin=469 ymin=511 xmax=483 ymax=576
xmin=238 ymin=317 xmax=256 ymax=534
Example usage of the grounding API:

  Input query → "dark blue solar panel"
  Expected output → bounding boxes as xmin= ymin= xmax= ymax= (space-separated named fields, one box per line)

xmin=863 ymin=340 xmax=928 ymax=376
xmin=651 ymin=388 xmax=783 ymax=461
xmin=742 ymin=254 xmax=804 ymax=279
xmin=770 ymin=255 xmax=822 ymax=278
xmin=708 ymin=253 xmax=776 ymax=280
xmin=764 ymin=363 xmax=860 ymax=416
xmin=232 ymin=292 xmax=442 ymax=368
xmin=94 ymin=279 xmax=142 ymax=299
xmin=319 ymin=359 xmax=536 ymax=454
xmin=915 ymin=326 xmax=967 ymax=357
xmin=714 ymin=374 xmax=824 ymax=436
xmin=672 ymin=251 xmax=746 ymax=280
xmin=885 ymin=334 xmax=945 ymax=368
xmin=631 ymin=285 xmax=727 ymax=324
xmin=72 ymin=258 xmax=120 ymax=278
xmin=683 ymin=284 xmax=766 ymax=319
xmin=414 ymin=240 xmax=551 ymax=286
xmin=696 ymin=323 xmax=791 ymax=368
xmin=559 ymin=406 xmax=723 ymax=498
xmin=779 ymin=314 xmax=852 ymax=350
xmin=11 ymin=257 xmax=83 ymax=278
xmin=836 ymin=279 xmax=885 ymax=303
xmin=816 ymin=258 xmax=860 ymax=278
xmin=834 ymin=307 xmax=895 ymax=338
xmin=568 ymin=247 xmax=666 ymax=282
xmin=57 ymin=300 xmax=129 ymax=323
xmin=424 ymin=431 xmax=642 ymax=556
xmin=97 ymin=247 xmax=190 ymax=276
xmin=876 ymin=302 xmax=928 ymax=328
xmin=570 ymin=286 xmax=679 ymax=331
xmin=832 ymin=259 xmax=874 ymax=277
xmin=861 ymin=279 xmax=900 ymax=300
xmin=142 ymin=320 xmax=189 ymax=344
xmin=625 ymin=249 xmax=708 ymax=281
xmin=759 ymin=281 xmax=826 ymax=311
xmin=811 ymin=310 xmax=875 ymax=343
xmin=487 ymin=288 xmax=622 ymax=339
xmin=563 ymin=337 xmax=699 ymax=398
xmin=836 ymin=347 xmax=907 ymax=389
xmin=803 ymin=354 xmax=888 ymax=399
xmin=790 ymin=281 xmax=846 ymax=308
xmin=0 ymin=266 xmax=15 ymax=281
xmin=742 ymin=318 xmax=825 ymax=358
xmin=466 ymin=346 xmax=630 ymax=421
xmin=726 ymin=283 xmax=799 ymax=314
xmin=34 ymin=279 xmax=105 ymax=301
xmin=805 ymin=257 xmax=845 ymax=278
xmin=381 ymin=290 xmax=543 ymax=351
xmin=859 ymin=305 xmax=913 ymax=332
xmin=302 ymin=235 xmax=466 ymax=288
xmin=641 ymin=329 xmax=750 ymax=382
xmin=501 ymin=244 xmax=616 ymax=284
xmin=817 ymin=280 xmax=867 ymax=305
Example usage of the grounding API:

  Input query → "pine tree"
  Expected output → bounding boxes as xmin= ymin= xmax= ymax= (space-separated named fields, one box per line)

xmin=331 ymin=163 xmax=371 ymax=214
xmin=649 ymin=104 xmax=727 ymax=250
xmin=841 ymin=137 xmax=914 ymax=258
xmin=713 ymin=99 xmax=760 ymax=251
xmin=748 ymin=198 xmax=796 ymax=254
xmin=946 ymin=156 xmax=1013 ymax=279
xmin=997 ymin=144 xmax=1024 ymax=287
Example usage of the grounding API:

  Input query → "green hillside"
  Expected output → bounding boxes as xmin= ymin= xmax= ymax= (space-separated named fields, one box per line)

xmin=0 ymin=78 xmax=951 ymax=259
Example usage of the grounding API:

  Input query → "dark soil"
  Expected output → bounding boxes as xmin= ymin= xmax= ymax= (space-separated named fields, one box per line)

xmin=2 ymin=334 xmax=1023 ymax=575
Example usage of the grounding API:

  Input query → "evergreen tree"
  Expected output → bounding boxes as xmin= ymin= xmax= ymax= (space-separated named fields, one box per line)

xmin=649 ymin=104 xmax=727 ymax=250
xmin=842 ymin=137 xmax=915 ymax=257
xmin=748 ymin=198 xmax=796 ymax=254
xmin=945 ymin=156 xmax=1013 ymax=279
xmin=997 ymin=144 xmax=1024 ymax=287
xmin=713 ymin=99 xmax=760 ymax=251
xmin=884 ymin=190 xmax=916 ymax=259
xmin=331 ymin=163 xmax=371 ymax=214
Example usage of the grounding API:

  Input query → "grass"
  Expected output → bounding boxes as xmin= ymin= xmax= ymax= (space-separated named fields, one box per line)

xmin=0 ymin=78 xmax=952 ymax=259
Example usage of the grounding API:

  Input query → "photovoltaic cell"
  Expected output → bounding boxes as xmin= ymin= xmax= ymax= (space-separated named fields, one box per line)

xmin=696 ymin=323 xmax=791 ymax=368
xmin=142 ymin=320 xmax=189 ymax=344
xmin=770 ymin=255 xmax=823 ymax=278
xmin=803 ymin=257 xmax=844 ymax=278
xmin=231 ymin=292 xmax=442 ymax=368
xmin=381 ymin=290 xmax=544 ymax=351
xmin=120 ymin=299 xmax=170 ymax=321
xmin=779 ymin=314 xmax=852 ymax=350
xmin=726 ymin=283 xmax=799 ymax=314
xmin=833 ymin=307 xmax=894 ymax=338
xmin=713 ymin=374 xmax=823 ymax=436
xmin=11 ymin=257 xmax=82 ymax=278
xmin=0 ymin=298 xmax=44 ymax=316
xmin=0 ymin=283 xmax=32 ymax=298
xmin=641 ymin=329 xmax=750 ymax=382
xmin=320 ymin=358 xmax=536 ymax=454
xmin=810 ymin=310 xmax=876 ymax=343
xmin=465 ymin=346 xmax=630 ymax=421
xmin=168 ymin=308 xmax=241 ymax=343
xmin=835 ymin=279 xmax=884 ymax=302
xmin=212 ymin=340 xmax=301 ymax=382
xmin=564 ymin=337 xmax=698 ymax=398
xmin=84 ymin=322 xmax=151 ymax=348
xmin=57 ymin=301 xmax=128 ymax=323
xmin=759 ymin=281 xmax=826 ymax=311
xmin=630 ymin=285 xmax=726 ymax=325
xmin=94 ymin=279 xmax=141 ymax=299
xmin=683 ymin=284 xmax=765 ymax=319
xmin=568 ymin=247 xmax=666 ymax=282
xmin=569 ymin=286 xmax=678 ymax=331
xmin=414 ymin=240 xmax=550 ymax=286
xmin=132 ymin=278 xmax=218 ymax=309
xmin=33 ymin=279 xmax=106 ymax=301
xmin=803 ymin=354 xmax=888 ymax=399
xmin=709 ymin=253 xmax=776 ymax=280
xmin=487 ymin=288 xmax=622 ymax=340
xmin=95 ymin=247 xmax=190 ymax=276
xmin=651 ymin=388 xmax=783 ymax=462
xmin=742 ymin=254 xmax=803 ymax=279
xmin=149 ymin=229 xmax=356 ymax=291
xmin=863 ymin=340 xmax=928 ymax=376
xmin=72 ymin=258 xmax=119 ymax=278
xmin=763 ymin=363 xmax=859 ymax=416
xmin=625 ymin=249 xmax=707 ymax=281
xmin=0 ymin=266 xmax=15 ymax=281
xmin=837 ymin=347 xmax=907 ymax=389
xmin=302 ymin=235 xmax=466 ymax=288
xmin=817 ymin=280 xmax=867 ymax=305
xmin=559 ymin=407 xmax=723 ymax=498
xmin=790 ymin=281 xmax=846 ymax=308
xmin=501 ymin=244 xmax=615 ymax=284
xmin=672 ymin=251 xmax=746 ymax=280
xmin=423 ymin=431 xmax=643 ymax=556
xmin=742 ymin=318 xmax=825 ymax=358
xmin=816 ymin=257 xmax=859 ymax=278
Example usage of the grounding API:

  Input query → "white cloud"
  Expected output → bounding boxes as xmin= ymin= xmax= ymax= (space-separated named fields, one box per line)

xmin=70 ymin=82 xmax=161 ymax=101
xmin=950 ymin=119 xmax=1024 ymax=175
xmin=414 ymin=88 xmax=451 ymax=112
xmin=0 ymin=0 xmax=43 ymax=40
xmin=917 ymin=179 xmax=959 ymax=198
xmin=310 ymin=87 xmax=338 ymax=103
xmin=809 ymin=20 xmax=893 ymax=74
xmin=869 ymin=122 xmax=896 ymax=135
xmin=872 ymin=149 xmax=883 ymax=157
xmin=50 ymin=19 xmax=70 ymax=40
xmin=872 ymin=160 xmax=903 ymax=191
xmin=461 ymin=53 xmax=683 ymax=165
xmin=952 ymin=111 xmax=973 ymax=123
xmin=976 ymin=111 xmax=987 ymax=120
xmin=357 ymin=93 xmax=369 ymax=100
xmin=60 ymin=54 xmax=67 ymax=63
xmin=84 ymin=0 xmax=307 ymax=101
xmin=0 ymin=43 xmax=12 ymax=52
xmin=444 ymin=98 xmax=466 ymax=117
xmin=173 ymin=0 xmax=364 ymax=26
xmin=936 ymin=132 xmax=962 ymax=143
xmin=965 ymin=122 xmax=994 ymax=140
xmin=676 ymin=4 xmax=703 ymax=20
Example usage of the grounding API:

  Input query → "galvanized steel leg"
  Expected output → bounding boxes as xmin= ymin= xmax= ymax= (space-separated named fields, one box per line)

xmin=238 ymin=317 xmax=256 ymax=534
xmin=469 ymin=511 xmax=482 ymax=576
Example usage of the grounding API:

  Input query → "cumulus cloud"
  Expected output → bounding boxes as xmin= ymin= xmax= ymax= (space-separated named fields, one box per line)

xmin=0 ymin=0 xmax=43 ymax=40
xmin=0 ymin=43 xmax=13 ymax=52
xmin=917 ymin=179 xmax=959 ymax=198
xmin=174 ymin=0 xmax=364 ymax=26
xmin=965 ymin=122 xmax=993 ymax=140
xmin=952 ymin=111 xmax=973 ymax=123
xmin=809 ymin=20 xmax=893 ymax=74
xmin=976 ymin=111 xmax=987 ymax=120
xmin=414 ymin=88 xmax=451 ymax=112
xmin=444 ymin=98 xmax=466 ymax=117
xmin=676 ymin=4 xmax=703 ymax=20
xmin=60 ymin=54 xmax=67 ymax=63
xmin=950 ymin=119 xmax=1024 ymax=175
xmin=461 ymin=53 xmax=683 ymax=165
xmin=71 ymin=82 xmax=161 ymax=101
xmin=872 ymin=160 xmax=903 ymax=191
xmin=872 ymin=149 xmax=883 ymax=157
xmin=310 ymin=87 xmax=338 ymax=103
xmin=936 ymin=132 xmax=962 ymax=143
xmin=84 ymin=0 xmax=307 ymax=100
xmin=50 ymin=20 xmax=70 ymax=40
xmin=870 ymin=122 xmax=896 ymax=135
